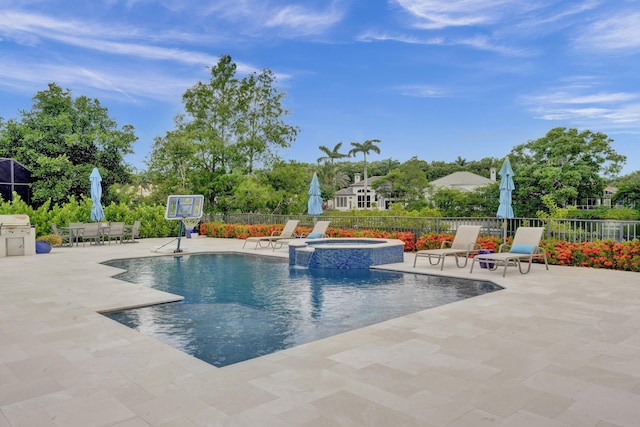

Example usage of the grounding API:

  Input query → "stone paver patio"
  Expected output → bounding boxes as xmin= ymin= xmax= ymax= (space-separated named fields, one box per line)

xmin=1 ymin=236 xmax=640 ymax=426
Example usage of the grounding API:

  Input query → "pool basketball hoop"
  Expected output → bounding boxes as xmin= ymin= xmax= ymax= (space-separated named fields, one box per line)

xmin=164 ymin=195 xmax=204 ymax=253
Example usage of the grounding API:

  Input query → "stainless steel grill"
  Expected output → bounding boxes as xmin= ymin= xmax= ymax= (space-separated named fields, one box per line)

xmin=0 ymin=214 xmax=36 ymax=256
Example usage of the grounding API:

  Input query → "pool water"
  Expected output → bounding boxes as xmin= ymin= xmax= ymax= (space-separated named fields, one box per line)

xmin=103 ymin=253 xmax=501 ymax=367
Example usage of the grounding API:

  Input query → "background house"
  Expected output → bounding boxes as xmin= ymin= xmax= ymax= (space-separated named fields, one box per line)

xmin=332 ymin=173 xmax=387 ymax=211
xmin=331 ymin=169 xmax=498 ymax=211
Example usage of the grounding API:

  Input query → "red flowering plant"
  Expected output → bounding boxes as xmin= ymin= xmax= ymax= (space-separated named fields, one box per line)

xmin=415 ymin=233 xmax=452 ymax=250
xmin=539 ymin=239 xmax=640 ymax=272
xmin=201 ymin=223 xmax=416 ymax=251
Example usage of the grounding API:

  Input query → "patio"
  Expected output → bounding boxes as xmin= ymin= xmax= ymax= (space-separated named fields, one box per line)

xmin=1 ymin=237 xmax=640 ymax=426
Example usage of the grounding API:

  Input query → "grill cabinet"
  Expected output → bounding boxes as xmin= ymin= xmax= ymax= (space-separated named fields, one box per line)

xmin=0 ymin=214 xmax=36 ymax=256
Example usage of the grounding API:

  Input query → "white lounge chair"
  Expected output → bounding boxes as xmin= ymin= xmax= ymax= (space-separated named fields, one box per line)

xmin=470 ymin=226 xmax=549 ymax=277
xmin=243 ymin=220 xmax=300 ymax=249
xmin=299 ymin=220 xmax=331 ymax=239
xmin=413 ymin=225 xmax=482 ymax=270
xmin=273 ymin=220 xmax=331 ymax=250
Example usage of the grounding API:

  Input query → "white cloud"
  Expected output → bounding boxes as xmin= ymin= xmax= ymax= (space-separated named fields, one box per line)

xmin=265 ymin=5 xmax=343 ymax=36
xmin=576 ymin=12 xmax=640 ymax=52
xmin=357 ymin=30 xmax=443 ymax=45
xmin=524 ymin=88 xmax=640 ymax=127
xmin=357 ymin=30 xmax=524 ymax=56
xmin=527 ymin=91 xmax=638 ymax=105
xmin=394 ymin=84 xmax=447 ymax=98
xmin=202 ymin=0 xmax=344 ymax=37
xmin=0 ymin=59 xmax=195 ymax=102
xmin=0 ymin=10 xmax=259 ymax=73
xmin=392 ymin=0 xmax=517 ymax=29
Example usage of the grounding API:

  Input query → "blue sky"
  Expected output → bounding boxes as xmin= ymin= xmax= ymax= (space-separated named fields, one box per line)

xmin=1 ymin=0 xmax=639 ymax=175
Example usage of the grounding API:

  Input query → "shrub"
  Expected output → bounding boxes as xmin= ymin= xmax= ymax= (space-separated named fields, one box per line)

xmin=36 ymin=234 xmax=63 ymax=246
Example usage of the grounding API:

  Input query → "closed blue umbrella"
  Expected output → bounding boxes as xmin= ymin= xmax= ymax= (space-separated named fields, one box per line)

xmin=307 ymin=173 xmax=323 ymax=216
xmin=90 ymin=167 xmax=105 ymax=221
xmin=497 ymin=158 xmax=514 ymax=242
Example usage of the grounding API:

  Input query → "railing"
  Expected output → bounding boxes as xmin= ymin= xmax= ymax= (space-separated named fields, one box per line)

xmin=202 ymin=213 xmax=640 ymax=243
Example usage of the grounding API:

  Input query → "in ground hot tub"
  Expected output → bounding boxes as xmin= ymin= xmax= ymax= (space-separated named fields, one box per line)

xmin=288 ymin=238 xmax=405 ymax=269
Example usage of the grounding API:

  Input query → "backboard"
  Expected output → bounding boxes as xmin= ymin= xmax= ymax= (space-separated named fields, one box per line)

xmin=165 ymin=195 xmax=204 ymax=220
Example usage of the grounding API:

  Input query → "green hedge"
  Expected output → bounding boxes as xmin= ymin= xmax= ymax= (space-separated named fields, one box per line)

xmin=0 ymin=195 xmax=180 ymax=238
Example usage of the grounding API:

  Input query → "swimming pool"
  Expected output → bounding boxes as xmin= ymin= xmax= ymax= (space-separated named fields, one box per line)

xmin=103 ymin=253 xmax=501 ymax=367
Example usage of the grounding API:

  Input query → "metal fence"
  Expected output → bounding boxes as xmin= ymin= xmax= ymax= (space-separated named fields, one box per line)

xmin=202 ymin=213 xmax=640 ymax=243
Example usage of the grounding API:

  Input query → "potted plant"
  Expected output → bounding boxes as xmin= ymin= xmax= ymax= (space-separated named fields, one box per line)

xmin=36 ymin=234 xmax=63 ymax=253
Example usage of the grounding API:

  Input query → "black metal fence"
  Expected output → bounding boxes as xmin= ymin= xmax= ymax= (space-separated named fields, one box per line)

xmin=202 ymin=213 xmax=640 ymax=243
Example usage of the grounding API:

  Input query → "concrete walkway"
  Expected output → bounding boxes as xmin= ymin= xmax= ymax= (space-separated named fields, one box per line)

xmin=1 ymin=236 xmax=640 ymax=426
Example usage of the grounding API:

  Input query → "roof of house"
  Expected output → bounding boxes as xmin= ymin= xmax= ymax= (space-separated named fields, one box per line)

xmin=430 ymin=171 xmax=494 ymax=188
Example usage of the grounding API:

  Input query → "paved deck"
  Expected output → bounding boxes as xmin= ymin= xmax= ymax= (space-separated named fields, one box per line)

xmin=1 ymin=236 xmax=640 ymax=426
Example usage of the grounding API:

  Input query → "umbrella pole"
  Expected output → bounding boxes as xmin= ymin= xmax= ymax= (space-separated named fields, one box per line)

xmin=502 ymin=219 xmax=507 ymax=244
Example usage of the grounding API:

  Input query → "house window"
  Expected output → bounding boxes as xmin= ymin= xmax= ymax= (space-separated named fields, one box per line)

xmin=357 ymin=190 xmax=371 ymax=208
xmin=336 ymin=197 xmax=347 ymax=208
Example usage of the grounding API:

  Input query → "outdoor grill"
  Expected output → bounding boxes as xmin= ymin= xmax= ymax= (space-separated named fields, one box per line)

xmin=0 ymin=214 xmax=36 ymax=256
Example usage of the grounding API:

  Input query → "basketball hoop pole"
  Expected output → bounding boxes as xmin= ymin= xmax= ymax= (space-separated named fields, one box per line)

xmin=175 ymin=217 xmax=184 ymax=253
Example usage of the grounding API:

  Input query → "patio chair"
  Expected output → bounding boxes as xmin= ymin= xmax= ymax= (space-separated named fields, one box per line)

xmin=79 ymin=222 xmax=103 ymax=246
xmin=105 ymin=222 xmax=125 ymax=245
xmin=470 ymin=226 xmax=549 ymax=277
xmin=66 ymin=222 xmax=86 ymax=246
xmin=50 ymin=223 xmax=71 ymax=247
xmin=123 ymin=220 xmax=141 ymax=243
xmin=413 ymin=225 xmax=482 ymax=270
xmin=242 ymin=220 xmax=300 ymax=249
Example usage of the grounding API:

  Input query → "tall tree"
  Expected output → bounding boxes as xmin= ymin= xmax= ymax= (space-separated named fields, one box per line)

xmin=317 ymin=142 xmax=349 ymax=190
xmin=348 ymin=139 xmax=381 ymax=208
xmin=236 ymin=68 xmax=298 ymax=173
xmin=510 ymin=127 xmax=626 ymax=215
xmin=611 ymin=171 xmax=640 ymax=208
xmin=317 ymin=142 xmax=348 ymax=165
xmin=0 ymin=83 xmax=135 ymax=205
xmin=148 ymin=54 xmax=299 ymax=208
xmin=372 ymin=157 xmax=428 ymax=208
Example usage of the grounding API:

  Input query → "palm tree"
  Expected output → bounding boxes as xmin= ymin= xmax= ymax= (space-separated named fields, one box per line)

xmin=454 ymin=156 xmax=467 ymax=167
xmin=317 ymin=142 xmax=348 ymax=165
xmin=317 ymin=142 xmax=349 ymax=189
xmin=348 ymin=139 xmax=381 ymax=209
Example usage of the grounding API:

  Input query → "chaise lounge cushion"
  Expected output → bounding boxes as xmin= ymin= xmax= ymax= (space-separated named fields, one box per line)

xmin=307 ymin=232 xmax=323 ymax=239
xmin=510 ymin=244 xmax=535 ymax=254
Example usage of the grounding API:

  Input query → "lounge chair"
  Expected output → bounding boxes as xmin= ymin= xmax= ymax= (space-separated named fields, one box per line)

xmin=242 ymin=220 xmax=300 ymax=249
xmin=272 ymin=220 xmax=331 ymax=250
xmin=413 ymin=225 xmax=482 ymax=270
xmin=470 ymin=226 xmax=549 ymax=277
xmin=299 ymin=221 xmax=331 ymax=239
